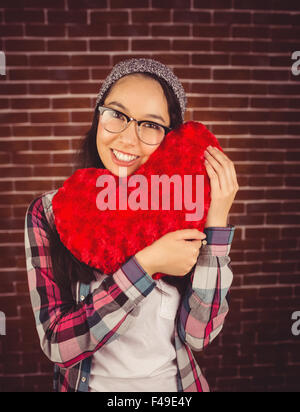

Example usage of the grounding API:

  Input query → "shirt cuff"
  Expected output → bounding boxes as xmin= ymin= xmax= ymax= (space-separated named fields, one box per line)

xmin=118 ymin=256 xmax=156 ymax=298
xmin=202 ymin=225 xmax=235 ymax=256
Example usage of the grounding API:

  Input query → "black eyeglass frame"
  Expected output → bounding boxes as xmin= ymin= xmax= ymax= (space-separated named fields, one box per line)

xmin=98 ymin=105 xmax=172 ymax=146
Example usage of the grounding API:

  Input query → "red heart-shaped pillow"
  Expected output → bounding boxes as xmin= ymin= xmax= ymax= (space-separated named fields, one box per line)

xmin=52 ymin=121 xmax=223 ymax=279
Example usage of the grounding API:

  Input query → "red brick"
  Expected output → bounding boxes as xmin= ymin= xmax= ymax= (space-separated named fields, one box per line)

xmin=249 ymin=175 xmax=284 ymax=187
xmin=152 ymin=0 xmax=190 ymax=7
xmin=91 ymin=11 xmax=129 ymax=24
xmin=70 ymin=111 xmax=93 ymax=123
xmin=193 ymin=25 xmax=230 ymax=37
xmin=52 ymin=98 xmax=91 ymax=109
xmin=152 ymin=25 xmax=188 ymax=37
xmin=0 ymin=112 xmax=28 ymax=124
xmin=52 ymin=153 xmax=75 ymax=164
xmin=212 ymin=97 xmax=248 ymax=107
xmin=15 ymin=180 xmax=53 ymax=192
xmin=13 ymin=125 xmax=51 ymax=137
xmin=0 ymin=181 xmax=13 ymax=191
xmin=2 ymin=0 xmax=63 ymax=6
xmin=48 ymin=11 xmax=87 ymax=24
xmin=152 ymin=53 xmax=189 ymax=65
xmin=53 ymin=125 xmax=89 ymax=136
xmin=173 ymin=11 xmax=211 ymax=23
xmin=6 ymin=54 xmax=28 ymax=66
xmin=29 ymin=82 xmax=69 ymax=95
xmin=174 ymin=67 xmax=211 ymax=79
xmin=173 ymin=40 xmax=210 ymax=51
xmin=26 ymin=24 xmax=65 ymax=37
xmin=214 ymin=11 xmax=251 ymax=24
xmin=4 ymin=10 xmax=44 ymax=23
xmin=195 ymin=0 xmax=231 ymax=8
xmin=68 ymin=24 xmax=108 ymax=37
xmin=231 ymin=54 xmax=270 ymax=66
xmin=133 ymin=39 xmax=170 ymax=51
xmin=31 ymin=140 xmax=70 ymax=151
xmin=235 ymin=0 xmax=300 ymax=11
xmin=6 ymin=39 xmax=45 ymax=51
xmin=0 ymin=99 xmax=9 ymax=109
xmin=67 ymin=0 xmax=107 ymax=8
xmin=213 ymin=39 xmax=251 ymax=52
xmin=0 ymin=24 xmax=23 ymax=37
xmin=10 ymin=69 xmax=49 ymax=81
xmin=29 ymin=54 xmax=70 ymax=67
xmin=30 ymin=112 xmax=69 ymax=123
xmin=11 ymin=98 xmax=49 ymax=110
xmin=91 ymin=68 xmax=113 ymax=80
xmin=266 ymin=215 xmax=300 ymax=225
xmin=232 ymin=25 xmax=270 ymax=38
xmin=12 ymin=153 xmax=51 ymax=165
xmin=47 ymin=40 xmax=86 ymax=51
xmin=69 ymin=82 xmax=100 ymax=95
xmin=213 ymin=69 xmax=250 ymax=81
xmin=251 ymin=97 xmax=290 ymax=108
xmin=0 ymin=140 xmax=29 ymax=151
xmin=48 ymin=69 xmax=89 ymax=81
xmin=192 ymin=53 xmax=229 ymax=65
xmin=271 ymin=27 xmax=300 ymax=39
xmin=187 ymin=97 xmax=210 ymax=107
xmin=90 ymin=39 xmax=128 ymax=51
xmin=33 ymin=166 xmax=73 ymax=177
xmin=70 ymin=54 xmax=110 ymax=66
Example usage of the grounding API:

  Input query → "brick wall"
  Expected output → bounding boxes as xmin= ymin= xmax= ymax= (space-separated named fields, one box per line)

xmin=0 ymin=0 xmax=300 ymax=392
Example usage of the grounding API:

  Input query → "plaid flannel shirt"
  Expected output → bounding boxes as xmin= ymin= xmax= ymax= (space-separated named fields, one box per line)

xmin=24 ymin=189 xmax=235 ymax=392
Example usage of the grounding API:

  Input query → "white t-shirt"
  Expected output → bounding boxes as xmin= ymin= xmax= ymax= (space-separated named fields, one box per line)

xmin=88 ymin=275 xmax=181 ymax=392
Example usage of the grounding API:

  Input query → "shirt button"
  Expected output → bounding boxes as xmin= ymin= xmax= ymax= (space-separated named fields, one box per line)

xmin=202 ymin=240 xmax=207 ymax=246
xmin=81 ymin=377 xmax=86 ymax=383
xmin=80 ymin=295 xmax=85 ymax=301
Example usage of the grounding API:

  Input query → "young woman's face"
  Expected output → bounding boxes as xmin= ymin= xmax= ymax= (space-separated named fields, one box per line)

xmin=96 ymin=74 xmax=171 ymax=176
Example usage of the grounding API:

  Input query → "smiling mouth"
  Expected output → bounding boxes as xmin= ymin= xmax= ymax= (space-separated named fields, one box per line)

xmin=110 ymin=148 xmax=140 ymax=165
xmin=112 ymin=148 xmax=140 ymax=157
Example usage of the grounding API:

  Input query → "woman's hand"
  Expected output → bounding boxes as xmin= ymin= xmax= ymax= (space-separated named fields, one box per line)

xmin=204 ymin=145 xmax=239 ymax=227
xmin=135 ymin=229 xmax=207 ymax=278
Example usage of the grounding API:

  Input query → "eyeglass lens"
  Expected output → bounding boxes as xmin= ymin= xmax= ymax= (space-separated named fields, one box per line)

xmin=100 ymin=109 xmax=165 ymax=145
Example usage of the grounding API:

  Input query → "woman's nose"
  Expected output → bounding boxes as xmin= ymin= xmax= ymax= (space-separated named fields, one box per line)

xmin=118 ymin=120 xmax=140 ymax=144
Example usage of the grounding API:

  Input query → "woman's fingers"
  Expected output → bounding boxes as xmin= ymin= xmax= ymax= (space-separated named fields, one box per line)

xmin=174 ymin=228 xmax=206 ymax=240
xmin=204 ymin=147 xmax=228 ymax=193
xmin=213 ymin=147 xmax=239 ymax=192
xmin=204 ymin=146 xmax=238 ymax=195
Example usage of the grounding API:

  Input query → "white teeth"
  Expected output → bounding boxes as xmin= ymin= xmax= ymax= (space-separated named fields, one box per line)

xmin=113 ymin=149 xmax=138 ymax=162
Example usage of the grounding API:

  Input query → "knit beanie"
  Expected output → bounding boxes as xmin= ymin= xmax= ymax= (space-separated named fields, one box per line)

xmin=95 ymin=58 xmax=187 ymax=120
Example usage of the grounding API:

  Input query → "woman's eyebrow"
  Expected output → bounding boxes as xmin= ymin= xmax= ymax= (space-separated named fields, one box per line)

xmin=106 ymin=100 xmax=167 ymax=124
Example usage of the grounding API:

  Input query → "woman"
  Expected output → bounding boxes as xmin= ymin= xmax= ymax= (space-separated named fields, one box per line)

xmin=24 ymin=58 xmax=239 ymax=392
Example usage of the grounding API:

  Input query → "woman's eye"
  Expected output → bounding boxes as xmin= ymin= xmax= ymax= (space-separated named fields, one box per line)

xmin=143 ymin=122 xmax=159 ymax=130
xmin=112 ymin=111 xmax=123 ymax=119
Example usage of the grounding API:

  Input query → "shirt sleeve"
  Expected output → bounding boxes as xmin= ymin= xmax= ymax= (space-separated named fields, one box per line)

xmin=176 ymin=225 xmax=235 ymax=351
xmin=24 ymin=195 xmax=156 ymax=369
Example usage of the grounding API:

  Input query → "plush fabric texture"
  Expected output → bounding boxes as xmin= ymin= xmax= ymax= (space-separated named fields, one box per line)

xmin=52 ymin=121 xmax=223 ymax=280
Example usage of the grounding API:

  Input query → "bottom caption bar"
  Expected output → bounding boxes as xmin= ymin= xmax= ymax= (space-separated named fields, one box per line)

xmin=95 ymin=393 xmax=202 ymax=409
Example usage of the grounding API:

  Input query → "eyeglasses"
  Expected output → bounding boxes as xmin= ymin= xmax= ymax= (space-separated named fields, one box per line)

xmin=98 ymin=105 xmax=172 ymax=146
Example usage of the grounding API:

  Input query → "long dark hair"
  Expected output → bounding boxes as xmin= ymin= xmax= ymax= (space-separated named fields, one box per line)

xmin=48 ymin=72 xmax=190 ymax=292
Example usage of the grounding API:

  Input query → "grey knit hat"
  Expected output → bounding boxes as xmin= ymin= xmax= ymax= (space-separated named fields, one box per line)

xmin=95 ymin=58 xmax=187 ymax=120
